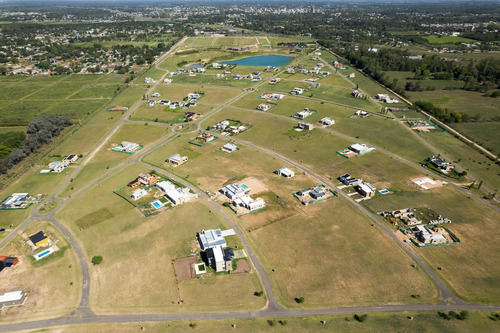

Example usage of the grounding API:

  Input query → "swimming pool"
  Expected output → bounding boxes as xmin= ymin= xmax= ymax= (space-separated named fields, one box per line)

xmin=33 ymin=247 xmax=55 ymax=261
xmin=220 ymin=55 xmax=293 ymax=67
xmin=151 ymin=200 xmax=164 ymax=209
xmin=379 ymin=189 xmax=390 ymax=194
xmin=240 ymin=184 xmax=249 ymax=190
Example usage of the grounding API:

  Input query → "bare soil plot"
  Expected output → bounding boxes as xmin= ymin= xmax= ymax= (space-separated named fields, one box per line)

xmin=411 ymin=176 xmax=444 ymax=190
xmin=174 ymin=256 xmax=198 ymax=280
xmin=240 ymin=177 xmax=268 ymax=194
xmin=233 ymin=259 xmax=250 ymax=274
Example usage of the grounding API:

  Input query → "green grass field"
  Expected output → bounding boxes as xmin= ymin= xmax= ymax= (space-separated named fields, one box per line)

xmin=424 ymin=35 xmax=478 ymax=44
xmin=0 ymin=74 xmax=127 ymax=124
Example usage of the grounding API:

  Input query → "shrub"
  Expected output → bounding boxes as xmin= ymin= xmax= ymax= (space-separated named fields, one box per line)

xmin=294 ymin=297 xmax=305 ymax=304
xmin=91 ymin=255 xmax=103 ymax=265
xmin=353 ymin=314 xmax=368 ymax=322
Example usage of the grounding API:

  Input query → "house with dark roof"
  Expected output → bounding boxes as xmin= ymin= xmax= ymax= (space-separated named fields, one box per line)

xmin=428 ymin=155 xmax=452 ymax=172
xmin=29 ymin=231 xmax=49 ymax=248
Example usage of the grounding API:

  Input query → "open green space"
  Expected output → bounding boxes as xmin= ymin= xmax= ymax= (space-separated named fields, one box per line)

xmin=424 ymin=35 xmax=478 ymax=44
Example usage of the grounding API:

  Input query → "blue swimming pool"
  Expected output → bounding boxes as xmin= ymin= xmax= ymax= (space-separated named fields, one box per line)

xmin=379 ymin=189 xmax=390 ymax=194
xmin=38 ymin=250 xmax=50 ymax=257
xmin=220 ymin=55 xmax=293 ymax=67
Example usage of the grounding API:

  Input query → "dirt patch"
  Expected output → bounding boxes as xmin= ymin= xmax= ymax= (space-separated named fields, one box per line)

xmin=174 ymin=256 xmax=198 ymax=281
xmin=240 ymin=177 xmax=269 ymax=195
xmin=233 ymin=259 xmax=250 ymax=274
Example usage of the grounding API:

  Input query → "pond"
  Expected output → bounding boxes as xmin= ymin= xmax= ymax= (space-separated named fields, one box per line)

xmin=220 ymin=55 xmax=293 ymax=67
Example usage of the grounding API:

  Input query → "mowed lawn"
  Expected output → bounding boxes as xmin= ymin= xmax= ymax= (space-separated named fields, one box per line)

xmin=365 ymin=185 xmax=500 ymax=304
xmin=56 ymin=164 xmax=265 ymax=314
xmin=0 ymin=221 xmax=81 ymax=323
xmin=142 ymin=135 xmax=438 ymax=308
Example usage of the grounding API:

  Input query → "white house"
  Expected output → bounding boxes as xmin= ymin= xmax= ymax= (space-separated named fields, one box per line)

xmin=0 ymin=290 xmax=27 ymax=310
xmin=148 ymin=100 xmax=156 ymax=107
xmin=152 ymin=92 xmax=160 ymax=98
xmin=156 ymin=180 xmax=175 ymax=193
xmin=118 ymin=141 xmax=140 ymax=153
xmin=320 ymin=117 xmax=334 ymax=126
xmin=257 ymin=103 xmax=271 ymax=111
xmin=220 ymin=183 xmax=250 ymax=200
xmin=165 ymin=188 xmax=189 ymax=205
xmin=357 ymin=183 xmax=376 ymax=198
xmin=233 ymin=195 xmax=266 ymax=211
xmin=131 ymin=189 xmax=147 ymax=201
xmin=221 ymin=143 xmax=238 ymax=153
xmin=275 ymin=167 xmax=295 ymax=178
xmin=198 ymin=229 xmax=226 ymax=249
xmin=349 ymin=143 xmax=371 ymax=154
xmin=291 ymin=87 xmax=304 ymax=95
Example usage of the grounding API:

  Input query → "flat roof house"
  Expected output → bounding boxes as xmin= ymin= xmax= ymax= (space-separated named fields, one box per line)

xmin=257 ymin=103 xmax=271 ymax=111
xmin=298 ymin=122 xmax=314 ymax=131
xmin=275 ymin=167 xmax=295 ymax=178
xmin=206 ymin=245 xmax=234 ymax=272
xmin=428 ymin=155 xmax=451 ymax=172
xmin=3 ymin=193 xmax=29 ymax=208
xmin=349 ymin=143 xmax=370 ymax=154
xmin=156 ymin=180 xmax=175 ymax=193
xmin=63 ymin=154 xmax=78 ymax=163
xmin=165 ymin=188 xmax=190 ymax=206
xmin=221 ymin=143 xmax=238 ymax=153
xmin=117 ymin=141 xmax=140 ymax=153
xmin=320 ymin=117 xmax=334 ymax=126
xmin=166 ymin=153 xmax=188 ymax=167
xmin=357 ymin=183 xmax=376 ymax=198
xmin=131 ymin=189 xmax=147 ymax=201
xmin=29 ymin=231 xmax=49 ymax=248
xmin=198 ymin=229 xmax=226 ymax=250
xmin=220 ymin=183 xmax=250 ymax=200
xmin=233 ymin=195 xmax=266 ymax=211
xmin=0 ymin=290 xmax=27 ymax=311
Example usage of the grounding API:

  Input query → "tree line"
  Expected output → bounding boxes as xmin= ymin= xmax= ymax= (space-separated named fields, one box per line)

xmin=0 ymin=116 xmax=72 ymax=174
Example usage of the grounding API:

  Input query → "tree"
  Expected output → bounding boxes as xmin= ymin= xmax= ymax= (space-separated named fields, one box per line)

xmin=294 ymin=297 xmax=305 ymax=304
xmin=91 ymin=255 xmax=103 ymax=265
xmin=353 ymin=314 xmax=368 ymax=322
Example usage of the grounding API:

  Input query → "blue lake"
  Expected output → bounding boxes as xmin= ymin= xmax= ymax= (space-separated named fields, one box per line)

xmin=220 ymin=55 xmax=293 ymax=67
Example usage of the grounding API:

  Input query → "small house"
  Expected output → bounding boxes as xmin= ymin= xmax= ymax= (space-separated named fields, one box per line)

xmin=221 ymin=143 xmax=238 ymax=153
xmin=63 ymin=154 xmax=78 ymax=163
xmin=0 ymin=291 xmax=27 ymax=310
xmin=298 ymin=122 xmax=314 ymax=131
xmin=156 ymin=180 xmax=175 ymax=193
xmin=320 ymin=117 xmax=334 ymax=126
xmin=148 ymin=100 xmax=156 ymax=107
xmin=275 ymin=167 xmax=295 ymax=178
xmin=131 ymin=189 xmax=147 ymax=201
xmin=349 ymin=143 xmax=370 ymax=154
xmin=198 ymin=229 xmax=226 ymax=250
xmin=257 ymin=103 xmax=271 ymax=111
xmin=166 ymin=153 xmax=188 ymax=167
xmin=151 ymin=92 xmax=160 ymax=98
xmin=220 ymin=183 xmax=250 ymax=200
xmin=357 ymin=183 xmax=376 ymax=198
xmin=206 ymin=245 xmax=233 ymax=272
xmin=29 ymin=231 xmax=49 ymax=248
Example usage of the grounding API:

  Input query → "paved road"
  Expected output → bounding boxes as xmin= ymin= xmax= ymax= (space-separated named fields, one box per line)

xmin=1 ymin=301 xmax=499 ymax=332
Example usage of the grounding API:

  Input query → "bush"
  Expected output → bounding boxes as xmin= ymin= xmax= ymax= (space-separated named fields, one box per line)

xmin=353 ymin=314 xmax=368 ymax=322
xmin=189 ymin=323 xmax=197 ymax=328
xmin=267 ymin=320 xmax=276 ymax=326
xmin=438 ymin=311 xmax=452 ymax=320
xmin=254 ymin=291 xmax=264 ymax=297
xmin=294 ymin=297 xmax=305 ymax=304
xmin=91 ymin=255 xmax=103 ymax=265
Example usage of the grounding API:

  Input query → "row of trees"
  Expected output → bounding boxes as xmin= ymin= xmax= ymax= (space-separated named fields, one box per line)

xmin=0 ymin=116 xmax=72 ymax=174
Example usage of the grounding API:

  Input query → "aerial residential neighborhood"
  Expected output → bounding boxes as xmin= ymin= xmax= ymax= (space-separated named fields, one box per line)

xmin=0 ymin=1 xmax=499 ymax=332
